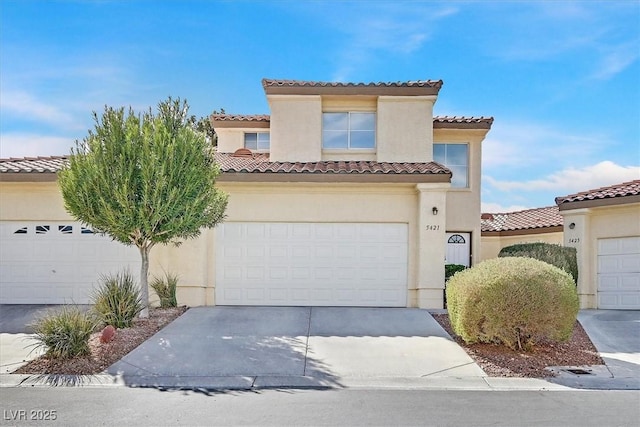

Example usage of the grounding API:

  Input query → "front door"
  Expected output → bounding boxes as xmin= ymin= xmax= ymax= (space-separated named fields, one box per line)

xmin=445 ymin=232 xmax=471 ymax=267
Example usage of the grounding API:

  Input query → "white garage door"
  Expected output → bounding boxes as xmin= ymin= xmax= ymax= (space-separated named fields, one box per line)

xmin=597 ymin=236 xmax=640 ymax=309
xmin=215 ymin=222 xmax=408 ymax=306
xmin=0 ymin=221 xmax=139 ymax=304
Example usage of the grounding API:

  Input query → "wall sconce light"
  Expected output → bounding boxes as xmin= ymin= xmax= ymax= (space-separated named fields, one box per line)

xmin=569 ymin=222 xmax=576 ymax=229
xmin=432 ymin=207 xmax=438 ymax=215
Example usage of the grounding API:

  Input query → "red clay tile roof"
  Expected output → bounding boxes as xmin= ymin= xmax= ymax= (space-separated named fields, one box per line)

xmin=433 ymin=116 xmax=494 ymax=129
xmin=262 ymin=78 xmax=444 ymax=89
xmin=214 ymin=152 xmax=450 ymax=175
xmin=211 ymin=114 xmax=270 ymax=122
xmin=262 ymin=78 xmax=443 ymax=96
xmin=210 ymin=114 xmax=492 ymax=129
xmin=481 ymin=206 xmax=563 ymax=232
xmin=0 ymin=156 xmax=68 ymax=173
xmin=0 ymin=153 xmax=450 ymax=176
xmin=555 ymin=180 xmax=640 ymax=206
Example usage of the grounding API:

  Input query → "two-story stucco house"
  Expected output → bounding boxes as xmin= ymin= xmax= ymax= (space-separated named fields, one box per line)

xmin=0 ymin=78 xmax=493 ymax=309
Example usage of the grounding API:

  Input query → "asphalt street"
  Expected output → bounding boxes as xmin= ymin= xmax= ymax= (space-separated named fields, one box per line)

xmin=1 ymin=387 xmax=638 ymax=427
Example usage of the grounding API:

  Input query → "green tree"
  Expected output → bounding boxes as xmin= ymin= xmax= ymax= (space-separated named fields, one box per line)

xmin=188 ymin=108 xmax=225 ymax=146
xmin=59 ymin=98 xmax=228 ymax=317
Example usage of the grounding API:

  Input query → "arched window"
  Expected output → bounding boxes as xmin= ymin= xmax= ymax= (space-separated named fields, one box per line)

xmin=448 ymin=234 xmax=466 ymax=244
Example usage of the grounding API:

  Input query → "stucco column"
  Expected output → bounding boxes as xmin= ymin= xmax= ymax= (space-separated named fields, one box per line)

xmin=416 ymin=183 xmax=450 ymax=308
xmin=561 ymin=208 xmax=594 ymax=308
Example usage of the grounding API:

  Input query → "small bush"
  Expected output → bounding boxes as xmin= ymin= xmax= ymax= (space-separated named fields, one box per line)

xmin=30 ymin=306 xmax=98 ymax=359
xmin=150 ymin=271 xmax=178 ymax=308
xmin=92 ymin=270 xmax=143 ymax=328
xmin=446 ymin=257 xmax=579 ymax=351
xmin=444 ymin=264 xmax=467 ymax=308
xmin=498 ymin=243 xmax=578 ymax=284
xmin=445 ymin=264 xmax=467 ymax=281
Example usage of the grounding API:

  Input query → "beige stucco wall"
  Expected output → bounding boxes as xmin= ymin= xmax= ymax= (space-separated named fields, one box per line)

xmin=0 ymin=182 xmax=69 ymax=221
xmin=267 ymin=95 xmax=322 ymax=162
xmin=560 ymin=203 xmax=640 ymax=308
xmin=479 ymin=231 xmax=564 ymax=262
xmin=188 ymin=183 xmax=448 ymax=308
xmin=259 ymin=94 xmax=438 ymax=163
xmin=434 ymin=128 xmax=487 ymax=267
xmin=376 ymin=96 xmax=435 ymax=163
xmin=216 ymin=127 xmax=269 ymax=154
xmin=0 ymin=177 xmax=457 ymax=309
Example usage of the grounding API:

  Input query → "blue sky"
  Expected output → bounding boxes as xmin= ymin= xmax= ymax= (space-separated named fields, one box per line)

xmin=1 ymin=0 xmax=639 ymax=212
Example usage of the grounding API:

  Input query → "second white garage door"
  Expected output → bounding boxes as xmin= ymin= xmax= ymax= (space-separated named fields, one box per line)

xmin=215 ymin=223 xmax=408 ymax=306
xmin=598 ymin=236 xmax=640 ymax=309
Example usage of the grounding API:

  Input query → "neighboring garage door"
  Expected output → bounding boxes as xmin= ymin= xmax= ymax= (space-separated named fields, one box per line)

xmin=0 ymin=221 xmax=139 ymax=304
xmin=597 ymin=236 xmax=640 ymax=309
xmin=215 ymin=222 xmax=408 ymax=306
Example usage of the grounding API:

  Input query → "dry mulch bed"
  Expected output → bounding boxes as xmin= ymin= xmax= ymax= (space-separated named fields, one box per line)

xmin=14 ymin=306 xmax=187 ymax=375
xmin=432 ymin=313 xmax=604 ymax=378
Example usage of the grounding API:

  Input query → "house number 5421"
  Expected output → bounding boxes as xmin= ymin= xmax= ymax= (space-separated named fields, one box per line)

xmin=425 ymin=225 xmax=440 ymax=231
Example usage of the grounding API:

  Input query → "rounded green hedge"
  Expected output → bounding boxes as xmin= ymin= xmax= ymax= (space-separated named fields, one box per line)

xmin=446 ymin=257 xmax=579 ymax=351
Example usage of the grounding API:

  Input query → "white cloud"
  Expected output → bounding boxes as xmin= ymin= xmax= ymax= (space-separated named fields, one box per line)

xmin=589 ymin=42 xmax=640 ymax=81
xmin=0 ymin=133 xmax=75 ymax=158
xmin=0 ymin=91 xmax=81 ymax=130
xmin=326 ymin=3 xmax=458 ymax=81
xmin=485 ymin=161 xmax=640 ymax=193
xmin=481 ymin=202 xmax=531 ymax=214
xmin=482 ymin=120 xmax=610 ymax=169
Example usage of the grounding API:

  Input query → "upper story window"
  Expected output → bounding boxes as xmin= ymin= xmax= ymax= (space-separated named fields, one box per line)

xmin=434 ymin=143 xmax=469 ymax=188
xmin=322 ymin=112 xmax=376 ymax=149
xmin=244 ymin=132 xmax=270 ymax=151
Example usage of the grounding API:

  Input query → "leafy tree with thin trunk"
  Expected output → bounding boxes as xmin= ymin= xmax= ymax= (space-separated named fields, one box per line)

xmin=59 ymin=98 xmax=228 ymax=317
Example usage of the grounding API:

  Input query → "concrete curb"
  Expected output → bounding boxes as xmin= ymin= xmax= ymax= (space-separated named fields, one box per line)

xmin=3 ymin=372 xmax=631 ymax=391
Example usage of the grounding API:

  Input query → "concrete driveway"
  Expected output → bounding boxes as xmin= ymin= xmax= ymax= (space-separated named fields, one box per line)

xmin=0 ymin=305 xmax=54 ymax=373
xmin=107 ymin=306 xmax=486 ymax=388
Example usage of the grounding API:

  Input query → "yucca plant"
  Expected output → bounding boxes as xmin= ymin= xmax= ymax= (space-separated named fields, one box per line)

xmin=150 ymin=271 xmax=179 ymax=308
xmin=30 ymin=306 xmax=98 ymax=359
xmin=92 ymin=270 xmax=143 ymax=328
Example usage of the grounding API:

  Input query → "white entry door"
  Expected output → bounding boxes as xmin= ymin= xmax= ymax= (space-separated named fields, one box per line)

xmin=446 ymin=232 xmax=471 ymax=267
xmin=597 ymin=236 xmax=640 ymax=309
xmin=0 ymin=221 xmax=139 ymax=304
xmin=215 ymin=222 xmax=408 ymax=306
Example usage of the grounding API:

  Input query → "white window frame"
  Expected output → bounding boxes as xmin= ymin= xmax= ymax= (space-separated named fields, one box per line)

xmin=244 ymin=132 xmax=270 ymax=151
xmin=433 ymin=143 xmax=469 ymax=188
xmin=322 ymin=112 xmax=376 ymax=150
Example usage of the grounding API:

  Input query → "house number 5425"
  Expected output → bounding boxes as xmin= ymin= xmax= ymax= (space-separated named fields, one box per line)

xmin=425 ymin=225 xmax=440 ymax=231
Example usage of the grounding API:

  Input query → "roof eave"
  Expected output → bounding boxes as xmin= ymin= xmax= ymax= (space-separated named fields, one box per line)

xmin=557 ymin=194 xmax=640 ymax=211
xmin=218 ymin=171 xmax=451 ymax=184
xmin=0 ymin=172 xmax=59 ymax=182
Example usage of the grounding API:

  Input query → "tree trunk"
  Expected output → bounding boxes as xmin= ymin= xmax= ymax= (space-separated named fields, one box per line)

xmin=139 ymin=245 xmax=150 ymax=318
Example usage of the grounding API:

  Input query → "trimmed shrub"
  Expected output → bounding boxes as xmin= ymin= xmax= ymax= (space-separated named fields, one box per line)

xmin=150 ymin=271 xmax=179 ymax=308
xmin=30 ymin=306 xmax=98 ymax=359
xmin=498 ymin=242 xmax=578 ymax=284
xmin=446 ymin=257 xmax=579 ymax=351
xmin=92 ymin=270 xmax=143 ymax=328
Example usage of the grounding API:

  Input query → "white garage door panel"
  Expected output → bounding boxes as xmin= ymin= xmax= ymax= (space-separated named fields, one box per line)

xmin=597 ymin=236 xmax=640 ymax=310
xmin=0 ymin=222 xmax=139 ymax=304
xmin=215 ymin=223 xmax=408 ymax=307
